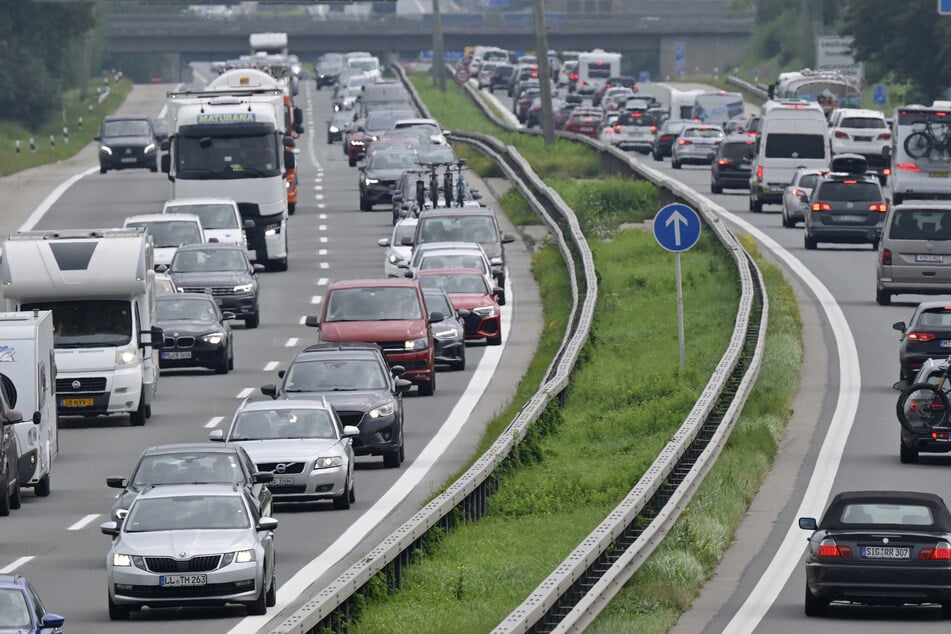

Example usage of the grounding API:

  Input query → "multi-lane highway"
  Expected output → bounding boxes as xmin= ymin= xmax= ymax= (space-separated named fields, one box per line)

xmin=0 ymin=78 xmax=542 ymax=633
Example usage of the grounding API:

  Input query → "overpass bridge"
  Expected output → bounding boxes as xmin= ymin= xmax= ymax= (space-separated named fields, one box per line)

xmin=105 ymin=5 xmax=754 ymax=80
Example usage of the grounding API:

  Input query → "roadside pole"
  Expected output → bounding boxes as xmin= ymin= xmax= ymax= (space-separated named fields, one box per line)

xmin=532 ymin=0 xmax=555 ymax=145
xmin=432 ymin=0 xmax=446 ymax=91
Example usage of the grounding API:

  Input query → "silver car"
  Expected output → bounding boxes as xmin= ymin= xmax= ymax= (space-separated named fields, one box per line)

xmin=378 ymin=218 xmax=418 ymax=278
xmin=876 ymin=202 xmax=951 ymax=305
xmin=782 ymin=168 xmax=825 ymax=228
xmin=101 ymin=484 xmax=278 ymax=620
xmin=670 ymin=124 xmax=725 ymax=169
xmin=210 ymin=399 xmax=358 ymax=508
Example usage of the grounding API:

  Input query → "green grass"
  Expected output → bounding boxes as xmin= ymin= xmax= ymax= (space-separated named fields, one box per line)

xmin=0 ymin=77 xmax=133 ymax=177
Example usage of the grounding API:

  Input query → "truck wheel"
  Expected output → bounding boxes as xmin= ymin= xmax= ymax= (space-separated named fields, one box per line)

xmin=130 ymin=393 xmax=146 ymax=426
xmin=9 ymin=483 xmax=20 ymax=510
xmin=34 ymin=473 xmax=50 ymax=497
xmin=876 ymin=288 xmax=892 ymax=306
xmin=487 ymin=333 xmax=502 ymax=346
xmin=383 ymin=449 xmax=401 ymax=468
xmin=268 ymin=258 xmax=288 ymax=272
xmin=360 ymin=196 xmax=372 ymax=212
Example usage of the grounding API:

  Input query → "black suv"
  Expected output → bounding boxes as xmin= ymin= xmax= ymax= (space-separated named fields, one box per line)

xmin=166 ymin=243 xmax=264 ymax=328
xmin=0 ymin=382 xmax=24 ymax=517
xmin=710 ymin=135 xmax=755 ymax=193
xmin=803 ymin=154 xmax=888 ymax=250
xmin=96 ymin=115 xmax=158 ymax=174
xmin=260 ymin=343 xmax=413 ymax=468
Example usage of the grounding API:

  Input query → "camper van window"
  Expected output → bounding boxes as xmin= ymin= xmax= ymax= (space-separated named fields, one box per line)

xmin=22 ymin=300 xmax=132 ymax=348
xmin=586 ymin=63 xmax=611 ymax=80
xmin=177 ymin=133 xmax=279 ymax=179
xmin=764 ymin=133 xmax=825 ymax=159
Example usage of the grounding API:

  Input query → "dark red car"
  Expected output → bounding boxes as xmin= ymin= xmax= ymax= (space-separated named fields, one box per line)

xmin=564 ymin=108 xmax=604 ymax=139
xmin=416 ymin=269 xmax=502 ymax=345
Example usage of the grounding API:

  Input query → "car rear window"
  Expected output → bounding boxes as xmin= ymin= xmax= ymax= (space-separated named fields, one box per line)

xmin=797 ymin=174 xmax=820 ymax=189
xmin=916 ymin=308 xmax=951 ymax=328
xmin=684 ymin=127 xmax=723 ymax=139
xmin=618 ymin=113 xmax=654 ymax=127
xmin=839 ymin=117 xmax=887 ymax=129
xmin=815 ymin=181 xmax=882 ymax=202
xmin=888 ymin=210 xmax=951 ymax=240
xmin=764 ymin=133 xmax=825 ymax=159
xmin=720 ymin=142 xmax=754 ymax=161
xmin=839 ymin=503 xmax=934 ymax=526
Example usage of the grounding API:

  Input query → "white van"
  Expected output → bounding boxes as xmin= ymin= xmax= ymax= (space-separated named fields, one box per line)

xmin=891 ymin=104 xmax=951 ymax=204
xmin=749 ymin=100 xmax=830 ymax=213
xmin=123 ymin=213 xmax=205 ymax=270
xmin=575 ymin=50 xmax=621 ymax=96
xmin=162 ymin=198 xmax=249 ymax=250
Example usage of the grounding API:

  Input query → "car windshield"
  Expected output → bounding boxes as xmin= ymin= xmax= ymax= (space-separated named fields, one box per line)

xmin=103 ymin=119 xmax=151 ymax=137
xmin=156 ymin=297 xmax=219 ymax=322
xmin=419 ymin=273 xmax=488 ymax=294
xmin=232 ymin=408 xmax=337 ymax=440
xmin=838 ymin=502 xmax=933 ymax=526
xmin=127 ymin=220 xmax=201 ymax=248
xmin=417 ymin=216 xmax=497 ymax=243
xmin=424 ymin=292 xmax=453 ymax=316
xmin=917 ymin=309 xmax=951 ymax=328
xmin=325 ymin=287 xmax=422 ymax=321
xmin=889 ymin=210 xmax=951 ymax=240
xmin=816 ymin=181 xmax=881 ymax=202
xmin=167 ymin=204 xmax=239 ymax=229
xmin=368 ymin=150 xmax=418 ymax=170
xmin=172 ymin=248 xmax=247 ymax=272
xmin=23 ymin=299 xmax=132 ymax=348
xmin=283 ymin=359 xmax=387 ymax=392
xmin=764 ymin=133 xmax=825 ymax=159
xmin=132 ymin=453 xmax=244 ymax=487
xmin=419 ymin=253 xmax=488 ymax=274
xmin=125 ymin=495 xmax=251 ymax=532
xmin=176 ymin=132 xmax=280 ymax=180
xmin=0 ymin=588 xmax=31 ymax=629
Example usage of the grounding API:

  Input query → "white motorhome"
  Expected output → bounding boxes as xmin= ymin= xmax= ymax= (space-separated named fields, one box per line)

xmin=691 ymin=90 xmax=745 ymax=127
xmin=891 ymin=103 xmax=951 ymax=204
xmin=163 ymin=89 xmax=291 ymax=271
xmin=575 ymin=50 xmax=621 ymax=96
xmin=249 ymin=32 xmax=288 ymax=57
xmin=749 ymin=99 xmax=830 ymax=212
xmin=0 ymin=310 xmax=57 ymax=497
xmin=0 ymin=229 xmax=164 ymax=426
xmin=669 ymin=88 xmax=705 ymax=120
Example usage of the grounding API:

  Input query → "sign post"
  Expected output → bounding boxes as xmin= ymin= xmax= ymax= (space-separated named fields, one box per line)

xmin=653 ymin=203 xmax=702 ymax=369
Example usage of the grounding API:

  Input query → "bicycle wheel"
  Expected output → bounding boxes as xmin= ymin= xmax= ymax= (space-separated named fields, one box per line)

xmin=904 ymin=131 xmax=934 ymax=160
xmin=897 ymin=383 xmax=951 ymax=432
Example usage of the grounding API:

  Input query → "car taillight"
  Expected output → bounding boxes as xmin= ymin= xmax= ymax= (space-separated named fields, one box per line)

xmin=817 ymin=538 xmax=851 ymax=558
xmin=898 ymin=163 xmax=922 ymax=172
xmin=792 ymin=187 xmax=807 ymax=197
xmin=660 ymin=134 xmax=672 ymax=141
xmin=678 ymin=139 xmax=691 ymax=145
xmin=569 ymin=73 xmax=578 ymax=80
xmin=907 ymin=332 xmax=937 ymax=342
xmin=920 ymin=541 xmax=951 ymax=560
xmin=869 ymin=203 xmax=888 ymax=212
xmin=878 ymin=132 xmax=892 ymax=140
xmin=883 ymin=167 xmax=892 ymax=176
xmin=756 ymin=165 xmax=763 ymax=179
xmin=882 ymin=248 xmax=892 ymax=265
xmin=717 ymin=159 xmax=731 ymax=166
xmin=650 ymin=125 xmax=657 ymax=132
xmin=812 ymin=202 xmax=832 ymax=211
xmin=834 ymin=130 xmax=849 ymax=139
xmin=614 ymin=124 xmax=622 ymax=133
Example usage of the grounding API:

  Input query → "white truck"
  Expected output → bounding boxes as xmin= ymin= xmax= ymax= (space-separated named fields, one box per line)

xmin=0 ymin=310 xmax=57 ymax=497
xmin=162 ymin=89 xmax=292 ymax=270
xmin=0 ymin=229 xmax=164 ymax=426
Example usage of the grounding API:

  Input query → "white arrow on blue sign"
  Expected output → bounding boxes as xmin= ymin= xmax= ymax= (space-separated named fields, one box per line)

xmin=653 ymin=203 xmax=701 ymax=252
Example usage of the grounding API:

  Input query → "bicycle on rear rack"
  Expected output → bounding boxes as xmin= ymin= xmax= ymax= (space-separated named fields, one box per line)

xmin=897 ymin=355 xmax=951 ymax=432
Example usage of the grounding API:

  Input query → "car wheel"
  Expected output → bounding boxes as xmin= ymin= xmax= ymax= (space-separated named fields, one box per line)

xmin=9 ymin=483 xmax=20 ymax=510
xmin=453 ymin=347 xmax=466 ymax=371
xmin=671 ymin=158 xmax=681 ymax=169
xmin=34 ymin=473 xmax=50 ymax=497
xmin=215 ymin=349 xmax=229 ymax=375
xmin=750 ymin=198 xmax=763 ymax=214
xmin=418 ymin=371 xmax=435 ymax=396
xmin=893 ymin=193 xmax=904 ymax=205
xmin=99 ymin=164 xmax=107 ymax=175
xmin=876 ymin=288 xmax=892 ymax=306
xmin=942 ymin=601 xmax=951 ymax=619
xmin=360 ymin=196 xmax=373 ymax=212
xmin=332 ymin=478 xmax=352 ymax=509
xmin=652 ymin=150 xmax=661 ymax=161
xmin=871 ymin=239 xmax=880 ymax=251
xmin=108 ymin=594 xmax=131 ymax=620
xmin=348 ymin=156 xmax=356 ymax=167
xmin=900 ymin=439 xmax=919 ymax=464
xmin=129 ymin=393 xmax=147 ymax=426
xmin=804 ymin=234 xmax=818 ymax=250
xmin=0 ymin=472 xmax=9 ymax=517
xmin=245 ymin=312 xmax=260 ymax=329
xmin=804 ymin=583 xmax=828 ymax=617
xmin=781 ymin=210 xmax=794 ymax=228
xmin=710 ymin=182 xmax=722 ymax=194
xmin=327 ymin=135 xmax=333 ymax=144
xmin=487 ymin=332 xmax=502 ymax=346
xmin=383 ymin=448 xmax=401 ymax=468
xmin=266 ymin=571 xmax=277 ymax=607
xmin=247 ymin=587 xmax=267 ymax=616
xmin=349 ymin=479 xmax=356 ymax=503
xmin=268 ymin=256 xmax=289 ymax=272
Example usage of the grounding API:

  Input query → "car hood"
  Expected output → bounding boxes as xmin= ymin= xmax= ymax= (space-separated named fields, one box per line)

xmin=448 ymin=293 xmax=495 ymax=309
xmin=156 ymin=319 xmax=221 ymax=337
xmin=233 ymin=439 xmax=343 ymax=462
xmin=280 ymin=389 xmax=393 ymax=412
xmin=319 ymin=320 xmax=426 ymax=342
xmin=204 ymin=228 xmax=245 ymax=245
xmin=169 ymin=271 xmax=251 ymax=287
xmin=118 ymin=528 xmax=253 ymax=555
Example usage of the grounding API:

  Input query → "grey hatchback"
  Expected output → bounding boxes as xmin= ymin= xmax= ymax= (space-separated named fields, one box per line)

xmin=803 ymin=155 xmax=887 ymax=250
xmin=876 ymin=202 xmax=951 ymax=305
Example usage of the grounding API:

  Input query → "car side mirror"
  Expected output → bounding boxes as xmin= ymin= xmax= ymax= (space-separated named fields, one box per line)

xmin=894 ymin=380 xmax=910 ymax=391
xmin=155 ymin=264 xmax=168 ymax=273
xmin=428 ymin=311 xmax=445 ymax=323
xmin=392 ymin=194 xmax=403 ymax=203
xmin=252 ymin=471 xmax=274 ymax=484
xmin=209 ymin=429 xmax=224 ymax=442
xmin=41 ymin=614 xmax=66 ymax=629
xmin=94 ymin=135 xmax=101 ymax=142
xmin=243 ymin=219 xmax=255 ymax=229
xmin=342 ymin=425 xmax=360 ymax=437
xmin=261 ymin=384 xmax=278 ymax=398
xmin=149 ymin=326 xmax=164 ymax=349
xmin=798 ymin=517 xmax=817 ymax=531
xmin=378 ymin=238 xmax=390 ymax=247
xmin=284 ymin=148 xmax=296 ymax=170
xmin=257 ymin=517 xmax=279 ymax=532
xmin=106 ymin=476 xmax=128 ymax=489
xmin=222 ymin=311 xmax=236 ymax=320
xmin=252 ymin=263 xmax=266 ymax=273
xmin=100 ymin=521 xmax=120 ymax=537
xmin=501 ymin=233 xmax=515 ymax=244
xmin=305 ymin=315 xmax=320 ymax=328
xmin=357 ymin=161 xmax=366 ymax=170
xmin=799 ymin=195 xmax=809 ymax=204
xmin=395 ymin=378 xmax=413 ymax=394
xmin=470 ymin=190 xmax=482 ymax=200
xmin=893 ymin=321 xmax=906 ymax=332
xmin=494 ymin=288 xmax=506 ymax=306
xmin=403 ymin=270 xmax=414 ymax=279
xmin=391 ymin=364 xmax=406 ymax=378
xmin=277 ymin=369 xmax=285 ymax=379
xmin=883 ymin=145 xmax=892 ymax=160
xmin=160 ymin=153 xmax=170 ymax=173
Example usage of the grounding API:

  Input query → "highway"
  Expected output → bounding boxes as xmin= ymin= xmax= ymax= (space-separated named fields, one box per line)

xmin=0 ymin=78 xmax=542 ymax=633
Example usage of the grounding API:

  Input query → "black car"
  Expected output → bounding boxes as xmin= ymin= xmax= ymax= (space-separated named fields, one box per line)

xmin=105 ymin=442 xmax=274 ymax=521
xmin=803 ymin=154 xmax=888 ymax=250
xmin=893 ymin=301 xmax=951 ymax=382
xmin=155 ymin=293 xmax=234 ymax=374
xmin=489 ymin=64 xmax=514 ymax=92
xmin=710 ymin=135 xmax=755 ymax=193
xmin=898 ymin=357 xmax=951 ymax=462
xmin=260 ymin=343 xmax=413 ymax=468
xmin=167 ymin=243 xmax=263 ymax=328
xmin=652 ymin=119 xmax=688 ymax=160
xmin=423 ymin=288 xmax=466 ymax=371
xmin=799 ymin=490 xmax=951 ymax=617
xmin=327 ymin=109 xmax=352 ymax=144
xmin=315 ymin=53 xmax=344 ymax=89
xmin=358 ymin=146 xmax=420 ymax=212
xmin=96 ymin=115 xmax=158 ymax=174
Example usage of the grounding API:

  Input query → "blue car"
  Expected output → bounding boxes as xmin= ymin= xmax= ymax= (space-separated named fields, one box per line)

xmin=0 ymin=575 xmax=64 ymax=632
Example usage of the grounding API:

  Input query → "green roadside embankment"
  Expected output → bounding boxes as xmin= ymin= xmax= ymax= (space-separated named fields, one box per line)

xmin=342 ymin=75 xmax=802 ymax=632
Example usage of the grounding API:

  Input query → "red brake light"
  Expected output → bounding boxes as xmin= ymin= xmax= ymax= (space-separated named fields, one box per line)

xmin=898 ymin=163 xmax=922 ymax=172
xmin=660 ymin=134 xmax=672 ymax=141
xmin=834 ymin=130 xmax=849 ymax=139
xmin=605 ymin=82 xmax=612 ymax=88
xmin=907 ymin=332 xmax=937 ymax=342
xmin=812 ymin=202 xmax=832 ymax=211
xmin=843 ymin=179 xmax=857 ymax=184
xmin=920 ymin=542 xmax=951 ymax=560
xmin=882 ymin=248 xmax=892 ymax=265
xmin=650 ymin=125 xmax=657 ymax=132
xmin=883 ymin=167 xmax=892 ymax=175
xmin=717 ymin=159 xmax=731 ymax=166
xmin=817 ymin=539 xmax=852 ymax=558
xmin=792 ymin=188 xmax=806 ymax=197
xmin=933 ymin=430 xmax=951 ymax=441
xmin=631 ymin=112 xmax=642 ymax=117
xmin=878 ymin=132 xmax=892 ymax=140
xmin=678 ymin=139 xmax=692 ymax=145
xmin=868 ymin=203 xmax=888 ymax=212
xmin=757 ymin=165 xmax=763 ymax=179
xmin=938 ymin=112 xmax=947 ymax=117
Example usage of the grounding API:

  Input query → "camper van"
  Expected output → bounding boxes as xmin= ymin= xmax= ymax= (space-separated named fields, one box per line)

xmin=891 ymin=103 xmax=951 ymax=204
xmin=575 ymin=50 xmax=622 ymax=96
xmin=0 ymin=311 xmax=57 ymax=497
xmin=1 ymin=229 xmax=164 ymax=426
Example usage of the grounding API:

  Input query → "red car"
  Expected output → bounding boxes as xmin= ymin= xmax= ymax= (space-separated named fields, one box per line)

xmin=563 ymin=108 xmax=604 ymax=139
xmin=345 ymin=117 xmax=367 ymax=166
xmin=306 ymin=279 xmax=439 ymax=395
xmin=416 ymin=269 xmax=502 ymax=345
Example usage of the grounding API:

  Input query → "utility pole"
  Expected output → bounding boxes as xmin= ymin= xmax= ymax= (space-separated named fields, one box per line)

xmin=432 ymin=0 xmax=446 ymax=91
xmin=532 ymin=0 xmax=554 ymax=145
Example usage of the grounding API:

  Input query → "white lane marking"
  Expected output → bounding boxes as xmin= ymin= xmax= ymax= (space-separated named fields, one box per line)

xmin=319 ymin=213 xmax=327 ymax=220
xmin=318 ymin=203 xmax=326 ymax=210
xmin=68 ymin=514 xmax=100 ymax=531
xmin=205 ymin=416 xmax=225 ymax=429
xmin=228 ymin=275 xmax=516 ymax=634
xmin=310 ymin=296 xmax=322 ymax=304
xmin=285 ymin=337 xmax=299 ymax=347
xmin=317 ymin=277 xmax=329 ymax=286
xmin=264 ymin=361 xmax=279 ymax=372
xmin=20 ymin=167 xmax=98 ymax=232
xmin=236 ymin=387 xmax=254 ymax=399
xmin=318 ymin=249 xmax=328 ymax=256
xmin=0 ymin=557 xmax=33 ymax=574
xmin=319 ymin=236 xmax=328 ymax=243
xmin=299 ymin=315 xmax=307 ymax=325
xmin=319 ymin=262 xmax=329 ymax=270
xmin=318 ymin=224 xmax=327 ymax=231
xmin=316 ymin=193 xmax=324 ymax=201
xmin=713 ymin=210 xmax=860 ymax=633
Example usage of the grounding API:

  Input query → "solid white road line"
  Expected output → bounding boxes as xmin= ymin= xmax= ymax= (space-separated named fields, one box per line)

xmin=67 ymin=514 xmax=100 ymax=531
xmin=205 ymin=416 xmax=225 ymax=429
xmin=236 ymin=388 xmax=254 ymax=399
xmin=20 ymin=167 xmax=98 ymax=232
xmin=264 ymin=361 xmax=279 ymax=372
xmin=0 ymin=557 xmax=34 ymax=574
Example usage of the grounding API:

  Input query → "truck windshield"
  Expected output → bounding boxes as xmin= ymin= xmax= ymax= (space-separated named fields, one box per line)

xmin=176 ymin=133 xmax=279 ymax=179
xmin=21 ymin=300 xmax=133 ymax=348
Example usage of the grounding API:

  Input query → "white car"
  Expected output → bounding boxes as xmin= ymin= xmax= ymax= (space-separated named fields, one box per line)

xmin=829 ymin=108 xmax=891 ymax=162
xmin=162 ymin=198 xmax=248 ymax=250
xmin=122 ymin=213 xmax=205 ymax=269
xmin=394 ymin=118 xmax=448 ymax=145
xmin=378 ymin=218 xmax=418 ymax=278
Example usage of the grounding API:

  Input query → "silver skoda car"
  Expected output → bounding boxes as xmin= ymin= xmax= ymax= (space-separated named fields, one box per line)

xmin=101 ymin=484 xmax=278 ymax=620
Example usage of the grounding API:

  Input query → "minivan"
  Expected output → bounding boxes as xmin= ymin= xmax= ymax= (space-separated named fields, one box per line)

xmin=876 ymin=201 xmax=951 ymax=305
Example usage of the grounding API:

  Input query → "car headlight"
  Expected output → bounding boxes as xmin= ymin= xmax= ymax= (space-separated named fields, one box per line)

xmin=352 ymin=140 xmax=365 ymax=147
xmin=368 ymin=402 xmax=396 ymax=419
xmin=367 ymin=135 xmax=378 ymax=142
xmin=314 ymin=456 xmax=343 ymax=469
xmin=433 ymin=326 xmax=460 ymax=340
xmin=115 ymin=344 xmax=137 ymax=366
xmin=113 ymin=553 xmax=133 ymax=567
xmin=264 ymin=223 xmax=281 ymax=236
xmin=202 ymin=332 xmax=224 ymax=345
xmin=472 ymin=305 xmax=497 ymax=317
xmin=234 ymin=549 xmax=256 ymax=564
xmin=404 ymin=337 xmax=428 ymax=351
xmin=233 ymin=283 xmax=254 ymax=293
xmin=144 ymin=143 xmax=155 ymax=154
xmin=388 ymin=254 xmax=403 ymax=265
xmin=329 ymin=125 xmax=339 ymax=133
xmin=364 ymin=177 xmax=379 ymax=185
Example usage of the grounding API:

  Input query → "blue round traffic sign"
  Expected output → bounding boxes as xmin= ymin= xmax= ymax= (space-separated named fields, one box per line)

xmin=653 ymin=203 xmax=701 ymax=253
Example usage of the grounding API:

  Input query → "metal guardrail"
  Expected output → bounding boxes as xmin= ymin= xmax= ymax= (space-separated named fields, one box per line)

xmin=273 ymin=65 xmax=768 ymax=633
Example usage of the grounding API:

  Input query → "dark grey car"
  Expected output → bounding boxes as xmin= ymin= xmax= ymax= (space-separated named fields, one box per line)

xmin=167 ymin=243 xmax=264 ymax=328
xmin=423 ymin=288 xmax=467 ymax=371
xmin=97 ymin=115 xmax=157 ymax=173
xmin=804 ymin=158 xmax=887 ymax=250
